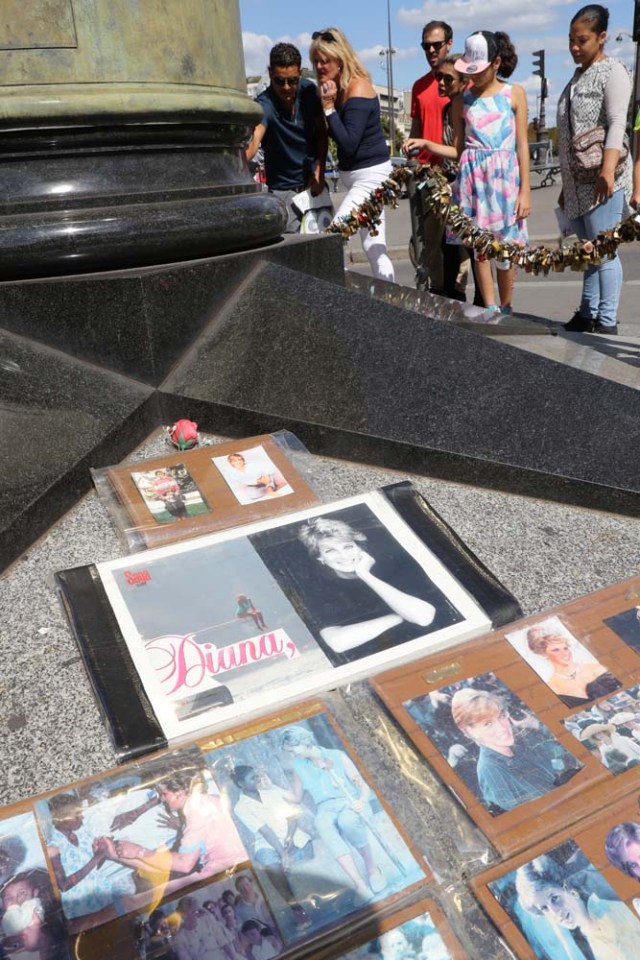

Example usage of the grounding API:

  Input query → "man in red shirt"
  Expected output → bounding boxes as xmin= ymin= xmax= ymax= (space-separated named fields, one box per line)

xmin=407 ymin=21 xmax=453 ymax=295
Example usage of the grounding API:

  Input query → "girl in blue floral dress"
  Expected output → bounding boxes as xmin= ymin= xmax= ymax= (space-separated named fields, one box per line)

xmin=403 ymin=31 xmax=531 ymax=313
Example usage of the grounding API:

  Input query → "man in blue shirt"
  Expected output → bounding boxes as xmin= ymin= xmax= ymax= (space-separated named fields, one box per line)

xmin=245 ymin=43 xmax=327 ymax=232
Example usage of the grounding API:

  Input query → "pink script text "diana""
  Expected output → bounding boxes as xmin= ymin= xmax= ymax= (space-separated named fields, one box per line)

xmin=145 ymin=629 xmax=299 ymax=694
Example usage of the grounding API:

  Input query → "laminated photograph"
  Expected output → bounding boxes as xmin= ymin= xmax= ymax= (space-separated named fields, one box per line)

xmin=476 ymin=787 xmax=640 ymax=960
xmin=57 ymin=484 xmax=515 ymax=757
xmin=505 ymin=615 xmax=622 ymax=709
xmin=131 ymin=867 xmax=283 ymax=960
xmin=486 ymin=839 xmax=640 ymax=960
xmin=604 ymin=604 xmax=640 ymax=655
xmin=211 ymin=444 xmax=295 ymax=506
xmin=34 ymin=747 xmax=247 ymax=935
xmin=130 ymin=464 xmax=211 ymax=526
xmin=93 ymin=432 xmax=320 ymax=550
xmin=0 ymin=810 xmax=70 ymax=959
xmin=404 ymin=672 xmax=583 ymax=818
xmin=563 ymin=685 xmax=640 ymax=774
xmin=325 ymin=898 xmax=468 ymax=960
xmin=200 ymin=705 xmax=426 ymax=948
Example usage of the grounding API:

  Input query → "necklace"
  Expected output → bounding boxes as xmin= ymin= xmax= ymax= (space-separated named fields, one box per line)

xmin=556 ymin=669 xmax=578 ymax=680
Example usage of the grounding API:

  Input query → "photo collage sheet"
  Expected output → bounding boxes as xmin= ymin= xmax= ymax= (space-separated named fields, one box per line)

xmin=0 ymin=703 xmax=442 ymax=960
xmin=98 ymin=434 xmax=319 ymax=550
xmin=95 ymin=489 xmax=492 ymax=744
xmin=373 ymin=577 xmax=640 ymax=959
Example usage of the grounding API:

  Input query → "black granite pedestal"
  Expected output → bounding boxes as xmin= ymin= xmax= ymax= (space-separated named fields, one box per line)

xmin=160 ymin=260 xmax=640 ymax=515
xmin=1 ymin=234 xmax=638 ymax=574
xmin=0 ymin=124 xmax=286 ymax=281
xmin=0 ymin=329 xmax=156 ymax=570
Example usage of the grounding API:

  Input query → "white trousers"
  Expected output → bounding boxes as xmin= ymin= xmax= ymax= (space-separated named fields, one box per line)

xmin=334 ymin=160 xmax=395 ymax=282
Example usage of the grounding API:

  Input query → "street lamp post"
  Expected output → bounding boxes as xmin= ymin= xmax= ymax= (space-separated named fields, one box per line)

xmin=379 ymin=46 xmax=396 ymax=152
xmin=386 ymin=0 xmax=396 ymax=154
xmin=379 ymin=0 xmax=396 ymax=154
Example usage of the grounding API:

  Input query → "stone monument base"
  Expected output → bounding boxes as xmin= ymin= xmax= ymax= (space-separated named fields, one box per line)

xmin=1 ymin=233 xmax=638 ymax=575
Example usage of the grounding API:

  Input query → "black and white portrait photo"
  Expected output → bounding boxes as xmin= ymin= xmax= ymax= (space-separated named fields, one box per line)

xmin=249 ymin=501 xmax=466 ymax=667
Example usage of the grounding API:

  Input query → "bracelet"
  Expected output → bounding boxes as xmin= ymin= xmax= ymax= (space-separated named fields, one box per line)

xmin=324 ymin=107 xmax=335 ymax=117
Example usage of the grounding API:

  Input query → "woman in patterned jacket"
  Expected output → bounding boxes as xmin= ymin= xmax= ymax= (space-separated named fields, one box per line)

xmin=558 ymin=5 xmax=632 ymax=335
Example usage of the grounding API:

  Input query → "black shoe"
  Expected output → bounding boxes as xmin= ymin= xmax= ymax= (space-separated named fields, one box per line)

xmin=564 ymin=311 xmax=595 ymax=332
xmin=593 ymin=321 xmax=618 ymax=335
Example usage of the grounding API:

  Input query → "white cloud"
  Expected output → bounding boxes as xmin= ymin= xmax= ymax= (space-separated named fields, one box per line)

xmin=242 ymin=31 xmax=319 ymax=74
xmin=398 ymin=0 xmax=575 ymax=33
xmin=242 ymin=32 xmax=273 ymax=76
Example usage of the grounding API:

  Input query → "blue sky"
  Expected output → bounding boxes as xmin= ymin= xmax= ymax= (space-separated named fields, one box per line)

xmin=239 ymin=0 xmax=636 ymax=125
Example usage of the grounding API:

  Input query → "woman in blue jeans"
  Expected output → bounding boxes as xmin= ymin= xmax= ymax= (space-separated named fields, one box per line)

xmin=557 ymin=4 xmax=632 ymax=335
xmin=280 ymin=725 xmax=386 ymax=900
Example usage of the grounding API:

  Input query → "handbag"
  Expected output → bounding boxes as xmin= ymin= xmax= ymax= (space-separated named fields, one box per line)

xmin=570 ymin=126 xmax=629 ymax=184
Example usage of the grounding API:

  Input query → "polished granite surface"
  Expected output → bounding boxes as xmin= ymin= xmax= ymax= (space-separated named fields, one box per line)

xmin=1 ymin=234 xmax=637 ymax=577
xmin=163 ymin=260 xmax=640 ymax=513
xmin=0 ymin=329 xmax=155 ymax=571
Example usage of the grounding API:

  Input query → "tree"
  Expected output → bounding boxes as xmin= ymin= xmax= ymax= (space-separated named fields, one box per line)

xmin=380 ymin=113 xmax=404 ymax=153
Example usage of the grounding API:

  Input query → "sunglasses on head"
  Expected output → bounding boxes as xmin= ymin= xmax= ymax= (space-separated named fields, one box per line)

xmin=272 ymin=76 xmax=300 ymax=87
xmin=312 ymin=31 xmax=336 ymax=43
xmin=421 ymin=40 xmax=446 ymax=52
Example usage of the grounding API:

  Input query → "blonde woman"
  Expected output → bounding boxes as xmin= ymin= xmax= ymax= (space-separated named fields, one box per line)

xmin=310 ymin=28 xmax=394 ymax=282
xmin=526 ymin=623 xmax=620 ymax=708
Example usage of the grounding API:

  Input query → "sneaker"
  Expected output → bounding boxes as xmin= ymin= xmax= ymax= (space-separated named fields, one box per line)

xmin=564 ymin=311 xmax=595 ymax=332
xmin=499 ymin=305 xmax=513 ymax=315
xmin=593 ymin=321 xmax=618 ymax=335
xmin=485 ymin=304 xmax=501 ymax=313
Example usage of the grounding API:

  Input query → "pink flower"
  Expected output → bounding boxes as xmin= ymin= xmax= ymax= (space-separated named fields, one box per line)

xmin=168 ymin=419 xmax=199 ymax=450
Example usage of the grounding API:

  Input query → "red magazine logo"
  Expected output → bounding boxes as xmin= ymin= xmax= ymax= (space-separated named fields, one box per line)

xmin=124 ymin=569 xmax=151 ymax=586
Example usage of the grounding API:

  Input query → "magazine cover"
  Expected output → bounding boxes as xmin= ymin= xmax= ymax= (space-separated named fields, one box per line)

xmin=57 ymin=484 xmax=518 ymax=757
xmin=475 ymin=790 xmax=640 ymax=960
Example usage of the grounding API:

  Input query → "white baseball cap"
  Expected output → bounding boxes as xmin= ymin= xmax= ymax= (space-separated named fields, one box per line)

xmin=455 ymin=31 xmax=498 ymax=75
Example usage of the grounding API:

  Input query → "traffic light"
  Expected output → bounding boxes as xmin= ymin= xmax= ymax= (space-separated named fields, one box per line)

xmin=532 ymin=50 xmax=545 ymax=78
xmin=541 ymin=78 xmax=548 ymax=100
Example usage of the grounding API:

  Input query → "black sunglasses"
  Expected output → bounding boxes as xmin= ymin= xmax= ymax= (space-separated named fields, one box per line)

xmin=435 ymin=73 xmax=456 ymax=84
xmin=421 ymin=40 xmax=447 ymax=52
xmin=312 ymin=31 xmax=336 ymax=43
xmin=272 ymin=76 xmax=300 ymax=87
